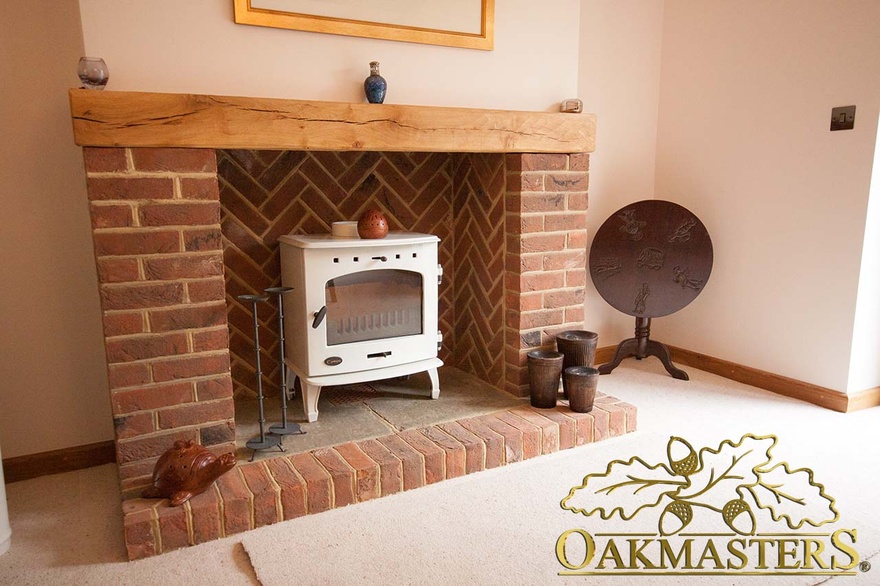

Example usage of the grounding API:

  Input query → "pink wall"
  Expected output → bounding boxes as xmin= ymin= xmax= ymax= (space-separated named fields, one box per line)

xmin=0 ymin=0 xmax=114 ymax=457
xmin=848 ymin=120 xmax=880 ymax=392
xmin=77 ymin=0 xmax=580 ymax=111
xmin=653 ymin=0 xmax=880 ymax=392
xmin=578 ymin=0 xmax=666 ymax=348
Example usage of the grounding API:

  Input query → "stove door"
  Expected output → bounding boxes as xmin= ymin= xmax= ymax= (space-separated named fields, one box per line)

xmin=325 ymin=269 xmax=423 ymax=345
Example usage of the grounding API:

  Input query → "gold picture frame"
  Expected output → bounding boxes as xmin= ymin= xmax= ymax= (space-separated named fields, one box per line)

xmin=233 ymin=0 xmax=494 ymax=51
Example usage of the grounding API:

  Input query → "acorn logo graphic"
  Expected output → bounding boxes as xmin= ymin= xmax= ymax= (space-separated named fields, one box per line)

xmin=561 ymin=434 xmax=839 ymax=535
xmin=722 ymin=498 xmax=755 ymax=535
xmin=659 ymin=500 xmax=693 ymax=535
xmin=667 ymin=436 xmax=698 ymax=476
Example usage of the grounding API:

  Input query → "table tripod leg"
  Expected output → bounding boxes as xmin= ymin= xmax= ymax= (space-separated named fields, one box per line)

xmin=597 ymin=317 xmax=689 ymax=380
xmin=597 ymin=337 xmax=638 ymax=375
xmin=644 ymin=340 xmax=689 ymax=380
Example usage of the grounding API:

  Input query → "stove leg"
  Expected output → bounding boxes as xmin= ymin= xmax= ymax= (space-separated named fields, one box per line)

xmin=286 ymin=367 xmax=297 ymax=400
xmin=301 ymin=380 xmax=322 ymax=422
xmin=427 ymin=367 xmax=440 ymax=399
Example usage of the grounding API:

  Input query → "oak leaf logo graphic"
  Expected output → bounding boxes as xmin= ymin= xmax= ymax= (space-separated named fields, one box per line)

xmin=560 ymin=434 xmax=839 ymax=535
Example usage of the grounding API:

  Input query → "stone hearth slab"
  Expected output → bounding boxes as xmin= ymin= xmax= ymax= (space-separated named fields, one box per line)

xmin=363 ymin=369 xmax=527 ymax=429
xmin=232 ymin=367 xmax=525 ymax=458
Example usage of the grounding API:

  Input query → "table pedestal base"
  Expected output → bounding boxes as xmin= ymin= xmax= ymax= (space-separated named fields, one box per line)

xmin=598 ymin=317 xmax=688 ymax=380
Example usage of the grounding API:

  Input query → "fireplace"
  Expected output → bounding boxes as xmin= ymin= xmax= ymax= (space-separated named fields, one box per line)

xmin=279 ymin=231 xmax=443 ymax=421
xmin=66 ymin=90 xmax=636 ymax=560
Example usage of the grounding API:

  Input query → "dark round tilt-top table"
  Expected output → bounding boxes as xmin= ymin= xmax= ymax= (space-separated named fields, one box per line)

xmin=589 ymin=200 xmax=713 ymax=380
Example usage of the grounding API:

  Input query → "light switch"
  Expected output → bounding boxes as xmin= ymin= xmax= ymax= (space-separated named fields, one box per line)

xmin=830 ymin=105 xmax=856 ymax=131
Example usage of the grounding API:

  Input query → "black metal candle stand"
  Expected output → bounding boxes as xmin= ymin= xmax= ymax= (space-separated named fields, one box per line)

xmin=237 ymin=294 xmax=283 ymax=461
xmin=265 ymin=286 xmax=306 ymax=442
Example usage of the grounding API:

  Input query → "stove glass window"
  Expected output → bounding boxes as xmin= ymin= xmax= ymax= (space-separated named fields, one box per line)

xmin=325 ymin=269 xmax=423 ymax=345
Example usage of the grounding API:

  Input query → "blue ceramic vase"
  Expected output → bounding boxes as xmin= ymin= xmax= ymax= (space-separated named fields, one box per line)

xmin=364 ymin=61 xmax=387 ymax=104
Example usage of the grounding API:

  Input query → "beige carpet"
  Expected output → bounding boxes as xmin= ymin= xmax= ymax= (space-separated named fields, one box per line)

xmin=241 ymin=432 xmax=880 ymax=585
xmin=1 ymin=360 xmax=878 ymax=585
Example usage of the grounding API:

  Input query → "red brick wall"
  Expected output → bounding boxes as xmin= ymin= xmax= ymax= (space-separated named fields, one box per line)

xmin=504 ymin=153 xmax=590 ymax=396
xmin=452 ymin=153 xmax=506 ymax=385
xmin=84 ymin=147 xmax=235 ymax=496
xmin=81 ymin=147 xmax=590 ymax=497
xmin=216 ymin=151 xmax=585 ymax=399
xmin=216 ymin=150 xmax=456 ymax=398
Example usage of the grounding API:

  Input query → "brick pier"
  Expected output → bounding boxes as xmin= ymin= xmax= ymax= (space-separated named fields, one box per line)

xmin=84 ymin=148 xmax=235 ymax=496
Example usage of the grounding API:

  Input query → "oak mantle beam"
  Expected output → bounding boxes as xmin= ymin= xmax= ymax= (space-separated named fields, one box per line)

xmin=69 ymin=90 xmax=595 ymax=153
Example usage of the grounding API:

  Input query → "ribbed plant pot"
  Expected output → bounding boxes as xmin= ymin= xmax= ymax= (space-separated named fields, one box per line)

xmin=556 ymin=330 xmax=598 ymax=398
xmin=527 ymin=350 xmax=564 ymax=409
xmin=563 ymin=366 xmax=600 ymax=413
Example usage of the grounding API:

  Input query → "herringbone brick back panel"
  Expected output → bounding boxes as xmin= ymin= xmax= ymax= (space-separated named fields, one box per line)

xmin=217 ymin=149 xmax=457 ymax=398
xmin=452 ymin=154 xmax=506 ymax=387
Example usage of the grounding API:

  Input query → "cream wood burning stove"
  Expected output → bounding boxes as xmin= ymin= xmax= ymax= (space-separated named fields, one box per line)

xmin=279 ymin=232 xmax=443 ymax=422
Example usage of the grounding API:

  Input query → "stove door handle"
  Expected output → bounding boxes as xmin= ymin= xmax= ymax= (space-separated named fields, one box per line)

xmin=312 ymin=306 xmax=327 ymax=329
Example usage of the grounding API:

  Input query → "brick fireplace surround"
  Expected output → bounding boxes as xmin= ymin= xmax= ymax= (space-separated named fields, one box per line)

xmin=70 ymin=90 xmax=636 ymax=559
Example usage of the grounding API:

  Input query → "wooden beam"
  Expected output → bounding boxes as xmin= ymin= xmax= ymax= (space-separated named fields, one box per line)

xmin=69 ymin=90 xmax=596 ymax=153
xmin=2 ymin=441 xmax=116 ymax=483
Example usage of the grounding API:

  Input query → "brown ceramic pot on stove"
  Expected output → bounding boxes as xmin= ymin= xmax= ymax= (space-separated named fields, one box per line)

xmin=357 ymin=209 xmax=389 ymax=239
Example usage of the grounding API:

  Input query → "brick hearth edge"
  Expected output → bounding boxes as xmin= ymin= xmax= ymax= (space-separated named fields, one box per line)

xmin=122 ymin=396 xmax=637 ymax=559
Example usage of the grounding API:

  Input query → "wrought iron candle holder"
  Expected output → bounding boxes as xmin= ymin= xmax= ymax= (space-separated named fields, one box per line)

xmin=265 ymin=287 xmax=305 ymax=442
xmin=237 ymin=294 xmax=283 ymax=461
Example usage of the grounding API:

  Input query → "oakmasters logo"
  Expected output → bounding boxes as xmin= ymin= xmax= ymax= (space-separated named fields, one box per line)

xmin=555 ymin=434 xmax=869 ymax=577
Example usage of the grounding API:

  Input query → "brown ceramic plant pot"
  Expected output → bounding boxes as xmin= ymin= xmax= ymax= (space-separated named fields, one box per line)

xmin=357 ymin=208 xmax=389 ymax=239
xmin=527 ymin=349 xmax=564 ymax=408
xmin=555 ymin=330 xmax=598 ymax=398
xmin=563 ymin=366 xmax=599 ymax=413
